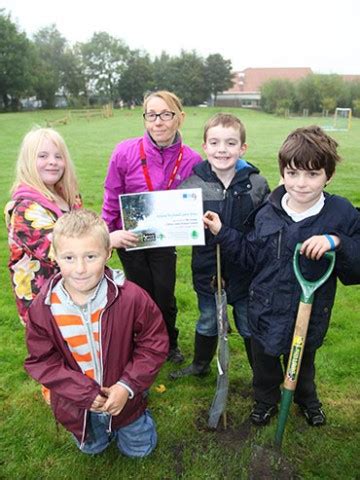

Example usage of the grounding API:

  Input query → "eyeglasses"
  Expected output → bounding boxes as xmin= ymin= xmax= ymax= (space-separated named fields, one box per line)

xmin=143 ymin=111 xmax=176 ymax=122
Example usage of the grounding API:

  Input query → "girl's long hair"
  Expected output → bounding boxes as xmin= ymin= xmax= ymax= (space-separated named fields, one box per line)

xmin=11 ymin=127 xmax=79 ymax=206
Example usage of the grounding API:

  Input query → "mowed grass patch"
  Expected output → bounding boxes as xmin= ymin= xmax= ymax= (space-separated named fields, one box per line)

xmin=0 ymin=108 xmax=359 ymax=479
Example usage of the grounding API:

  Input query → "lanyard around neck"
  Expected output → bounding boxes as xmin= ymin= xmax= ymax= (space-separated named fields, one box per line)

xmin=139 ymin=140 xmax=184 ymax=191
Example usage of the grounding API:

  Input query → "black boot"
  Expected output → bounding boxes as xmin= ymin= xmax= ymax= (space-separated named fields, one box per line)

xmin=244 ymin=337 xmax=253 ymax=369
xmin=169 ymin=332 xmax=218 ymax=380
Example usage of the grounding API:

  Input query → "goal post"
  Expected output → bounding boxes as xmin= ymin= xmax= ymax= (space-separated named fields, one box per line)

xmin=333 ymin=108 xmax=352 ymax=131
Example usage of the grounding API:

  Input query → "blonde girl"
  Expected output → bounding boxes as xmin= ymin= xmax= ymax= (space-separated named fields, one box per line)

xmin=5 ymin=127 xmax=81 ymax=324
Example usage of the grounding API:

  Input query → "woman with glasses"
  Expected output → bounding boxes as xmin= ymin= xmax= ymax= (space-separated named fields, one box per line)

xmin=102 ymin=90 xmax=202 ymax=364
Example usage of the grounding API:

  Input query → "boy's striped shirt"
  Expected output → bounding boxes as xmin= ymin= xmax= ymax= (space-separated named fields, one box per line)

xmin=50 ymin=279 xmax=107 ymax=383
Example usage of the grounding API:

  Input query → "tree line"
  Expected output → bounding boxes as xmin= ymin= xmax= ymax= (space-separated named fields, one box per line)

xmin=260 ymin=76 xmax=360 ymax=117
xmin=2 ymin=10 xmax=359 ymax=115
xmin=0 ymin=10 xmax=233 ymax=110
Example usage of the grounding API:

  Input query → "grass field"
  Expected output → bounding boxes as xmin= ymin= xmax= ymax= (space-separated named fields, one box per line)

xmin=0 ymin=107 xmax=359 ymax=479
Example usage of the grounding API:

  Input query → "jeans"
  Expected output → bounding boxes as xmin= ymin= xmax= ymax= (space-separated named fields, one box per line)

xmin=196 ymin=293 xmax=251 ymax=338
xmin=74 ymin=410 xmax=157 ymax=457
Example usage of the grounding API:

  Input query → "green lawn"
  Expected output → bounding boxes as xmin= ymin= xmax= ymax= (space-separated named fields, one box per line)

xmin=0 ymin=108 xmax=359 ymax=479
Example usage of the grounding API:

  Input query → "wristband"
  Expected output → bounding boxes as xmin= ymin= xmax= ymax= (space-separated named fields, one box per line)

xmin=324 ymin=234 xmax=336 ymax=251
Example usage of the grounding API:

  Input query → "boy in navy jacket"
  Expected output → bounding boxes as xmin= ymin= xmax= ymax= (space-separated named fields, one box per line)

xmin=204 ymin=126 xmax=360 ymax=426
xmin=170 ymin=113 xmax=269 ymax=379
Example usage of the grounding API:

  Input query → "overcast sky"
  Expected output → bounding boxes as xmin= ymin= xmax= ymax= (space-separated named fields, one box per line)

xmin=2 ymin=0 xmax=359 ymax=74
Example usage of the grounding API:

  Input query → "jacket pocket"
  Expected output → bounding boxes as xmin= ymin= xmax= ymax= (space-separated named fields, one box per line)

xmin=307 ymin=292 xmax=334 ymax=347
xmin=249 ymin=287 xmax=272 ymax=308
xmin=248 ymin=286 xmax=273 ymax=334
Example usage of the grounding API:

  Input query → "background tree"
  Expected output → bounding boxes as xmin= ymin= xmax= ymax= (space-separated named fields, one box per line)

xmin=81 ymin=32 xmax=129 ymax=103
xmin=296 ymin=74 xmax=349 ymax=114
xmin=61 ymin=45 xmax=87 ymax=106
xmin=32 ymin=25 xmax=68 ymax=107
xmin=204 ymin=53 xmax=233 ymax=105
xmin=296 ymin=75 xmax=322 ymax=114
xmin=0 ymin=10 xmax=33 ymax=109
xmin=260 ymin=79 xmax=296 ymax=113
xmin=152 ymin=52 xmax=179 ymax=92
xmin=316 ymin=74 xmax=346 ymax=114
xmin=321 ymin=97 xmax=337 ymax=115
xmin=353 ymin=99 xmax=360 ymax=117
xmin=117 ymin=50 xmax=154 ymax=105
xmin=349 ymin=81 xmax=360 ymax=116
xmin=170 ymin=50 xmax=208 ymax=105
xmin=348 ymin=81 xmax=360 ymax=106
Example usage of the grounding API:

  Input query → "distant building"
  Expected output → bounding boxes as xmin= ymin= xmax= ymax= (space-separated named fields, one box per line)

xmin=216 ymin=67 xmax=313 ymax=108
xmin=20 ymin=97 xmax=43 ymax=110
xmin=54 ymin=95 xmax=68 ymax=108
xmin=342 ymin=74 xmax=360 ymax=83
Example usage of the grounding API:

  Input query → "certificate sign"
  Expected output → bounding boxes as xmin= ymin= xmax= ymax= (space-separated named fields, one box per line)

xmin=119 ymin=188 xmax=205 ymax=250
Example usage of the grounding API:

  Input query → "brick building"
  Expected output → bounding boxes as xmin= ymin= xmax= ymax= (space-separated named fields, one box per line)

xmin=216 ymin=67 xmax=313 ymax=108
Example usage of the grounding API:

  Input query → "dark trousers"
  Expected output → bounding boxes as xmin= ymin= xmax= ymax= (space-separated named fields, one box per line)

xmin=118 ymin=247 xmax=178 ymax=349
xmin=251 ymin=338 xmax=321 ymax=409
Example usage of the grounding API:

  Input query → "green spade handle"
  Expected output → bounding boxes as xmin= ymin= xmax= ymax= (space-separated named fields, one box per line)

xmin=275 ymin=243 xmax=336 ymax=448
xmin=293 ymin=243 xmax=336 ymax=304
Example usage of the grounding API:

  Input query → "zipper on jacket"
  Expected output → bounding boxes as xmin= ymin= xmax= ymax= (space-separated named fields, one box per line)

xmin=80 ymin=304 xmax=102 ymax=383
xmin=99 ymin=274 xmax=120 ymax=388
xmin=80 ymin=409 xmax=88 ymax=449
xmin=100 ymin=273 xmax=119 ymax=435
xmin=107 ymin=415 xmax=113 ymax=434
xmin=277 ymin=230 xmax=282 ymax=259
xmin=80 ymin=276 xmax=119 ymax=448
xmin=98 ymin=308 xmax=105 ymax=387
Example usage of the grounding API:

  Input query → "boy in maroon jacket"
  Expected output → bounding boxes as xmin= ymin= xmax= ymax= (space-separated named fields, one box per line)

xmin=25 ymin=209 xmax=169 ymax=457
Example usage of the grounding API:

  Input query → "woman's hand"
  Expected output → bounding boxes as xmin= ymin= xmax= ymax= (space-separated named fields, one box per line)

xmin=110 ymin=230 xmax=139 ymax=249
xmin=300 ymin=235 xmax=340 ymax=260
xmin=203 ymin=211 xmax=222 ymax=236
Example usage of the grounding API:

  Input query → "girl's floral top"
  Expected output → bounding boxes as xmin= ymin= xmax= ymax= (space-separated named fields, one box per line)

xmin=5 ymin=186 xmax=81 ymax=323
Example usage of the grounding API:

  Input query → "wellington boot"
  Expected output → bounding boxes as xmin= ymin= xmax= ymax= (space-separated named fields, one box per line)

xmin=169 ymin=362 xmax=210 ymax=379
xmin=169 ymin=332 xmax=218 ymax=380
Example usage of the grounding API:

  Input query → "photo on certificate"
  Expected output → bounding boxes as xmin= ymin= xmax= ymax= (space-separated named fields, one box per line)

xmin=119 ymin=188 xmax=205 ymax=250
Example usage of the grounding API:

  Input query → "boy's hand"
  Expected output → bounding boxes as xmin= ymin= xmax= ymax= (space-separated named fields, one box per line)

xmin=109 ymin=230 xmax=139 ymax=249
xmin=300 ymin=235 xmax=340 ymax=260
xmin=90 ymin=393 xmax=108 ymax=412
xmin=100 ymin=384 xmax=129 ymax=416
xmin=203 ymin=211 xmax=222 ymax=235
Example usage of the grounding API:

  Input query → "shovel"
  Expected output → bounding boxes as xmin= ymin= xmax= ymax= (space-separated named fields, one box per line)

xmin=274 ymin=243 xmax=336 ymax=447
xmin=208 ymin=244 xmax=230 ymax=429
